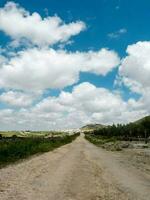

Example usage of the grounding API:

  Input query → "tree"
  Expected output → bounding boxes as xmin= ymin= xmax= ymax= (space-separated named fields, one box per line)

xmin=141 ymin=117 xmax=150 ymax=143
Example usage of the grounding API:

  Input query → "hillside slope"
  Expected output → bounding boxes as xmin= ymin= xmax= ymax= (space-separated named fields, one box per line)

xmin=81 ymin=123 xmax=106 ymax=131
xmin=134 ymin=115 xmax=150 ymax=125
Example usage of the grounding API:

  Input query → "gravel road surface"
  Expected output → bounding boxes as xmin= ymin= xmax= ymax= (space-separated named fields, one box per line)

xmin=0 ymin=134 xmax=150 ymax=200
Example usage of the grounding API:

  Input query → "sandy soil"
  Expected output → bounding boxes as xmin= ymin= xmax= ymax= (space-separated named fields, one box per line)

xmin=0 ymin=134 xmax=150 ymax=200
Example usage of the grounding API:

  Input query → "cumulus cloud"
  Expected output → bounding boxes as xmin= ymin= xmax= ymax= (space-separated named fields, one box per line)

xmin=0 ymin=2 xmax=86 ymax=46
xmin=0 ymin=82 xmax=147 ymax=130
xmin=0 ymin=48 xmax=120 ymax=91
xmin=61 ymin=82 xmax=124 ymax=113
xmin=30 ymin=82 xmax=149 ymax=129
xmin=58 ymin=82 xmax=146 ymax=125
xmin=0 ymin=48 xmax=6 ymax=64
xmin=118 ymin=41 xmax=150 ymax=93
xmin=0 ymin=55 xmax=6 ymax=65
xmin=81 ymin=48 xmax=120 ymax=75
xmin=114 ymin=41 xmax=150 ymax=124
xmin=0 ymin=2 xmax=149 ymax=130
xmin=0 ymin=91 xmax=36 ymax=107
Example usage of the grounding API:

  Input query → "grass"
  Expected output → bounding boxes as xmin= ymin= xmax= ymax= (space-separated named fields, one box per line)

xmin=85 ymin=134 xmax=122 ymax=151
xmin=0 ymin=133 xmax=79 ymax=167
xmin=0 ymin=131 xmax=66 ymax=138
xmin=85 ymin=134 xmax=117 ymax=145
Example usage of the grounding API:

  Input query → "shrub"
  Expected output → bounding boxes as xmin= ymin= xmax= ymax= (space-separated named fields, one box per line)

xmin=0 ymin=134 xmax=2 ymax=140
xmin=0 ymin=133 xmax=80 ymax=167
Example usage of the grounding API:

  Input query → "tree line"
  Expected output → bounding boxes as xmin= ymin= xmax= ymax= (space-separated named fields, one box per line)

xmin=90 ymin=116 xmax=150 ymax=142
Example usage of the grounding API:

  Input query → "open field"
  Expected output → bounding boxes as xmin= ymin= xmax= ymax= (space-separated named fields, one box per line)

xmin=0 ymin=131 xmax=68 ymax=138
xmin=0 ymin=134 xmax=150 ymax=200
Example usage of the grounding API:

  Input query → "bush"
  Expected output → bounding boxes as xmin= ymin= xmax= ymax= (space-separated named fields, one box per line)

xmin=0 ymin=133 xmax=80 ymax=167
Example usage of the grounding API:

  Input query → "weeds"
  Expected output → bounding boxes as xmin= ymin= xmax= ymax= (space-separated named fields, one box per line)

xmin=85 ymin=134 xmax=122 ymax=151
xmin=0 ymin=133 xmax=79 ymax=167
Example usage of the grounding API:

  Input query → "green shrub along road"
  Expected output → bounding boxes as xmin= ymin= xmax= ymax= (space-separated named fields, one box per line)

xmin=0 ymin=133 xmax=80 ymax=167
xmin=85 ymin=134 xmax=117 ymax=146
xmin=84 ymin=134 xmax=124 ymax=151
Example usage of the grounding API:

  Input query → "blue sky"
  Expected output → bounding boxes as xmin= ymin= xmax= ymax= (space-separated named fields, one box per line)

xmin=1 ymin=0 xmax=150 ymax=53
xmin=0 ymin=0 xmax=149 ymax=91
xmin=0 ymin=0 xmax=149 ymax=130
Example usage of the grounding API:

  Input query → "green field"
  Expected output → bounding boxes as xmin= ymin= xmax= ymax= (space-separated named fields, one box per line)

xmin=0 ymin=131 xmax=67 ymax=138
xmin=0 ymin=132 xmax=80 ymax=167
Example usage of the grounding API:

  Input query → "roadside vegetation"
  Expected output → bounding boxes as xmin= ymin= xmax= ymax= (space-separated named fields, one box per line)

xmin=85 ymin=134 xmax=123 ymax=151
xmin=85 ymin=116 xmax=150 ymax=151
xmin=0 ymin=132 xmax=80 ymax=167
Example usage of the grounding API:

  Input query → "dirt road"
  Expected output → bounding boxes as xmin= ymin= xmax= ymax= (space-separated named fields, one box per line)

xmin=0 ymin=134 xmax=150 ymax=200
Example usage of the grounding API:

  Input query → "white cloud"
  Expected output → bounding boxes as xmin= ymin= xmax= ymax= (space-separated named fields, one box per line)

xmin=33 ymin=96 xmax=66 ymax=113
xmin=0 ymin=91 xmax=36 ymax=107
xmin=118 ymin=41 xmax=150 ymax=93
xmin=0 ymin=55 xmax=5 ymax=65
xmin=80 ymin=48 xmax=120 ymax=75
xmin=61 ymin=82 xmax=124 ymax=113
xmin=30 ymin=82 xmax=149 ymax=128
xmin=108 ymin=28 xmax=127 ymax=39
xmin=0 ymin=48 xmax=6 ymax=64
xmin=0 ymin=48 xmax=120 ymax=91
xmin=0 ymin=82 xmax=147 ymax=131
xmin=0 ymin=3 xmax=149 ymax=130
xmin=0 ymin=2 xmax=86 ymax=46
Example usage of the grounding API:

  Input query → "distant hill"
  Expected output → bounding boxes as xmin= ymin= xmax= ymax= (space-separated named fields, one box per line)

xmin=134 ymin=115 xmax=150 ymax=125
xmin=81 ymin=115 xmax=150 ymax=131
xmin=81 ymin=124 xmax=106 ymax=131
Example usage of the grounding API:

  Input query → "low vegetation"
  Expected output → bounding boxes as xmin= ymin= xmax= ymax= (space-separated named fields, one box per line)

xmin=0 ymin=131 xmax=67 ymax=138
xmin=85 ymin=116 xmax=150 ymax=151
xmin=85 ymin=135 xmax=123 ymax=151
xmin=0 ymin=132 xmax=80 ymax=167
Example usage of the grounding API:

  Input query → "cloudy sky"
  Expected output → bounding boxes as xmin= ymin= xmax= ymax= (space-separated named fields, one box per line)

xmin=0 ymin=0 xmax=150 ymax=130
